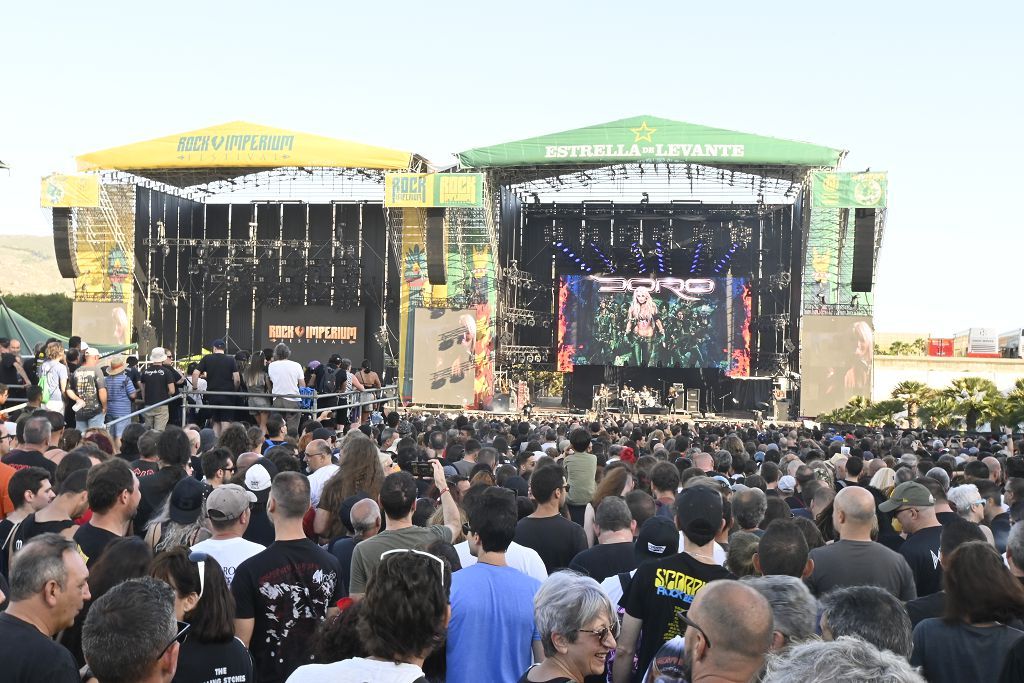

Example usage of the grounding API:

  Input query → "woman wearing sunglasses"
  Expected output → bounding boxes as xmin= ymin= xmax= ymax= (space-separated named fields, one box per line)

xmin=149 ymin=547 xmax=254 ymax=683
xmin=520 ymin=570 xmax=618 ymax=683
xmin=287 ymin=548 xmax=451 ymax=683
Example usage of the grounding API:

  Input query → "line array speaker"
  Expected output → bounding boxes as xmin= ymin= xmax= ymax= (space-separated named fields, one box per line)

xmin=425 ymin=207 xmax=446 ymax=286
xmin=851 ymin=208 xmax=876 ymax=293
xmin=52 ymin=208 xmax=80 ymax=279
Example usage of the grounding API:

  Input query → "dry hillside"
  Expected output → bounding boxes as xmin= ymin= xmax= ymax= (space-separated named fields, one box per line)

xmin=0 ymin=234 xmax=75 ymax=296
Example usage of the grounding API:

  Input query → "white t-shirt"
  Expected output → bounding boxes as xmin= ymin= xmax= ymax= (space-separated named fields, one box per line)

xmin=286 ymin=657 xmax=425 ymax=683
xmin=454 ymin=540 xmax=548 ymax=582
xmin=190 ymin=536 xmax=266 ymax=586
xmin=307 ymin=463 xmax=339 ymax=507
xmin=268 ymin=359 xmax=304 ymax=401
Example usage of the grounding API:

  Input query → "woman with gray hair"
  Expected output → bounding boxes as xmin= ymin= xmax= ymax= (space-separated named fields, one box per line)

xmin=763 ymin=636 xmax=924 ymax=683
xmin=946 ymin=483 xmax=996 ymax=545
xmin=520 ymin=571 xmax=618 ymax=683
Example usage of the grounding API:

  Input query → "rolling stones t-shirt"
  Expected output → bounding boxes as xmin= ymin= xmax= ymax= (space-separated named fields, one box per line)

xmin=231 ymin=539 xmax=343 ymax=683
xmin=621 ymin=552 xmax=733 ymax=682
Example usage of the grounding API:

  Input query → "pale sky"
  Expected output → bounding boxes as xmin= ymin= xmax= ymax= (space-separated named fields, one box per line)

xmin=1 ymin=1 xmax=1021 ymax=335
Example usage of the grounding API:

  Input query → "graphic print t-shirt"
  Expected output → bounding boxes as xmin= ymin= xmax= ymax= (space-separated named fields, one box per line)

xmin=71 ymin=366 xmax=105 ymax=414
xmin=621 ymin=552 xmax=734 ymax=682
xmin=231 ymin=539 xmax=343 ymax=683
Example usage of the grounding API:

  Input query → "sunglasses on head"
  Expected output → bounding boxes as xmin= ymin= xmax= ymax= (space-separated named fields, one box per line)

xmin=156 ymin=620 xmax=191 ymax=661
xmin=379 ymin=548 xmax=447 ymax=582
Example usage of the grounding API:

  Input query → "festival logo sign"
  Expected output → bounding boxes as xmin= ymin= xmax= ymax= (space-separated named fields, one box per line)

xmin=542 ymin=120 xmax=748 ymax=162
xmin=385 ymin=173 xmax=484 ymax=208
xmin=811 ymin=171 xmax=888 ymax=208
xmin=266 ymin=324 xmax=359 ymax=344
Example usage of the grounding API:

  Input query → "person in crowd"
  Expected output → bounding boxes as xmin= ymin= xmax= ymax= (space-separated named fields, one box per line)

xmin=649 ymin=461 xmax=680 ymax=520
xmin=141 ymin=347 xmax=178 ymax=431
xmin=582 ymin=464 xmax=634 ymax=546
xmin=192 ymin=339 xmax=241 ymax=436
xmin=102 ymin=356 xmax=136 ymax=451
xmin=515 ymin=464 xmax=588 ymax=574
xmin=288 ymin=547 xmax=450 ymax=683
xmin=947 ymin=482 xmax=997 ymax=545
xmin=135 ymin=425 xmax=191 ymax=533
xmin=762 ymin=637 xmax=925 ymax=683
xmin=448 ymin=486 xmax=543 ymax=683
xmin=564 ymin=428 xmax=598 ymax=525
xmin=66 ymin=347 xmax=107 ymax=432
xmin=905 ymin=516 xmax=988 ymax=627
xmin=145 ymin=476 xmax=211 ymax=552
xmin=731 ymin=486 xmax=767 ymax=536
xmin=38 ymin=340 xmax=68 ymax=414
xmin=315 ymin=436 xmax=387 ymax=541
xmin=74 ymin=457 xmax=140 ymax=567
xmin=453 ymin=484 xmax=548 ymax=580
xmin=0 ymin=534 xmax=89 ymax=682
xmin=599 ymin=515 xmax=678 ymax=607
xmin=131 ymin=428 xmax=161 ymax=477
xmin=150 ymin=547 xmax=254 ymax=683
xmin=190 ymin=483 xmax=264 ymax=586
xmin=303 ymin=438 xmax=338 ymax=508
xmin=349 ymin=463 xmax=460 ymax=597
xmin=0 ymin=466 xmax=54 ymax=575
xmin=743 ymin=574 xmax=818 ymax=651
xmin=353 ymin=359 xmax=382 ymax=424
xmin=201 ymin=447 xmax=236 ymax=488
xmin=614 ymin=486 xmax=734 ymax=682
xmin=752 ymin=518 xmax=811 ymax=578
xmin=806 ymin=485 xmax=916 ymax=599
xmin=569 ymin=496 xmax=637 ymax=582
xmin=0 ymin=337 xmax=31 ymax=397
xmin=242 ymin=348 xmax=273 ymax=432
xmin=3 ymin=414 xmax=57 ymax=478
xmin=911 ymin=540 xmax=1024 ymax=682
xmin=217 ymin=423 xmax=252 ymax=461
xmin=330 ymin=496 xmax=381 ymax=598
xmin=636 ymin=580 xmax=773 ymax=683
xmin=725 ymin=531 xmax=760 ymax=578
xmin=232 ymin=472 xmax=344 ymax=683
xmin=880 ymin=480 xmax=944 ymax=596
xmin=977 ymin=479 xmax=1012 ymax=553
xmin=82 ymin=577 xmax=181 ymax=683
xmin=521 ymin=571 xmax=617 ymax=683
xmin=267 ymin=343 xmax=305 ymax=436
xmin=12 ymin=456 xmax=90 ymax=545
xmin=819 ymin=584 xmax=913 ymax=657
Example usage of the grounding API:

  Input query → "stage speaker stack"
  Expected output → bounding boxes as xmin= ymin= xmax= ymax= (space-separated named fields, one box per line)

xmin=851 ymin=208 xmax=876 ymax=293
xmin=52 ymin=208 xmax=80 ymax=279
xmin=685 ymin=388 xmax=701 ymax=413
xmin=774 ymin=399 xmax=790 ymax=422
xmin=673 ymin=383 xmax=686 ymax=412
xmin=425 ymin=208 xmax=446 ymax=286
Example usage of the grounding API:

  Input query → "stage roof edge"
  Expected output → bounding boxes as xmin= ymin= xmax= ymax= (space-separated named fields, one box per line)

xmin=76 ymin=120 xmax=425 ymax=185
xmin=456 ymin=115 xmax=845 ymax=169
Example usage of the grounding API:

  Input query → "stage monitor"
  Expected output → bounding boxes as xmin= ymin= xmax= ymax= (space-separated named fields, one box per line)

xmin=557 ymin=274 xmax=751 ymax=375
xmin=258 ymin=305 xmax=364 ymax=367
xmin=800 ymin=315 xmax=873 ymax=418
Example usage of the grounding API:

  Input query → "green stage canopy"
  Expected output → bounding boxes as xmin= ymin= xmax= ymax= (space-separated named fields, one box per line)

xmin=0 ymin=306 xmax=132 ymax=356
xmin=456 ymin=115 xmax=844 ymax=169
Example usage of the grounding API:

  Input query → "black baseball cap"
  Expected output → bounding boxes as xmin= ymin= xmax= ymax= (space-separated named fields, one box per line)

xmin=635 ymin=516 xmax=680 ymax=565
xmin=675 ymin=486 xmax=723 ymax=546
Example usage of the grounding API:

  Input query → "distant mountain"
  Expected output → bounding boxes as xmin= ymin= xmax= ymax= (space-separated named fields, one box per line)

xmin=0 ymin=234 xmax=75 ymax=296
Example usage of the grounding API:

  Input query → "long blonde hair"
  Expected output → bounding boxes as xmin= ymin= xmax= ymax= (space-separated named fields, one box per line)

xmin=628 ymin=287 xmax=658 ymax=322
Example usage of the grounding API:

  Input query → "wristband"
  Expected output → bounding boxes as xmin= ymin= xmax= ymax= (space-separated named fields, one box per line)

xmin=438 ymin=487 xmax=450 ymax=497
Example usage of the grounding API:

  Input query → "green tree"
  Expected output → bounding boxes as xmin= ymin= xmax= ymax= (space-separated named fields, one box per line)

xmin=866 ymin=399 xmax=906 ymax=426
xmin=918 ymin=395 xmax=961 ymax=430
xmin=942 ymin=377 xmax=1001 ymax=432
xmin=3 ymin=293 xmax=72 ymax=336
xmin=891 ymin=381 xmax=935 ymax=427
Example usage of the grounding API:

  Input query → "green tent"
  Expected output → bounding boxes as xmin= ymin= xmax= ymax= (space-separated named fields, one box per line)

xmin=0 ymin=304 xmax=133 ymax=356
xmin=456 ymin=115 xmax=845 ymax=169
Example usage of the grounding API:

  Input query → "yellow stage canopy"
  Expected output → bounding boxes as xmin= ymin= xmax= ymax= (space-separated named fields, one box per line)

xmin=76 ymin=121 xmax=417 ymax=183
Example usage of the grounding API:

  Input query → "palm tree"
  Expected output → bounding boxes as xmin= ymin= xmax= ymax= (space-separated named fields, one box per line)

xmin=1002 ymin=378 xmax=1024 ymax=429
xmin=942 ymin=377 xmax=1001 ymax=432
xmin=919 ymin=395 xmax=961 ymax=430
xmin=891 ymin=381 xmax=934 ymax=427
xmin=867 ymin=399 xmax=906 ymax=427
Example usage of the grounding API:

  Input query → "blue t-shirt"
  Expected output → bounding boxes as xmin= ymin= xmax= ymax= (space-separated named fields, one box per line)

xmin=447 ymin=563 xmax=541 ymax=683
xmin=104 ymin=372 xmax=135 ymax=416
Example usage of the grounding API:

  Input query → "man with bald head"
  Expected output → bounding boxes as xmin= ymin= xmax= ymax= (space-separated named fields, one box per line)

xmin=983 ymin=456 xmax=1003 ymax=485
xmin=302 ymin=438 xmax=338 ymax=507
xmin=806 ymin=486 xmax=916 ymax=600
xmin=693 ymin=452 xmax=714 ymax=474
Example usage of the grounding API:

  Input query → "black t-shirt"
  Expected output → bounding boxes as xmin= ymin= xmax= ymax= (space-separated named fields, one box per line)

xmin=0 ymin=517 xmax=16 ymax=578
xmin=330 ymin=536 xmax=358 ymax=599
xmin=131 ymin=458 xmax=159 ymax=478
xmin=2 ymin=448 xmax=57 ymax=479
xmin=905 ymin=589 xmax=945 ymax=628
xmin=141 ymin=365 xmax=176 ymax=405
xmin=936 ymin=511 xmax=959 ymax=526
xmin=231 ymin=539 xmax=344 ymax=683
xmin=0 ymin=353 xmax=24 ymax=386
xmin=11 ymin=513 xmax=74 ymax=550
xmin=569 ymin=541 xmax=637 ymax=583
xmin=899 ymin=525 xmax=943 ymax=597
xmin=136 ymin=466 xmax=186 ymax=533
xmin=173 ymin=635 xmax=253 ymax=683
xmin=622 ymin=552 xmax=735 ymax=682
xmin=242 ymin=508 xmax=275 ymax=547
xmin=197 ymin=353 xmax=238 ymax=392
xmin=517 ymin=666 xmax=572 ymax=683
xmin=0 ymin=612 xmax=80 ymax=683
xmin=514 ymin=514 xmax=588 ymax=574
xmin=73 ymin=523 xmax=121 ymax=568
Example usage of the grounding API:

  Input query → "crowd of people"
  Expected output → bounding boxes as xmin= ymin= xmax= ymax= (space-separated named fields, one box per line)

xmin=2 ymin=335 xmax=1024 ymax=681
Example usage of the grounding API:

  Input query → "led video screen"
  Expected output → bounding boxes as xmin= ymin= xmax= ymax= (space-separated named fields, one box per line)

xmin=557 ymin=275 xmax=751 ymax=375
xmin=800 ymin=315 xmax=874 ymax=417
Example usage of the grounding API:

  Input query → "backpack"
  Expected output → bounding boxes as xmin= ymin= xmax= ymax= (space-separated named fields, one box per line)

xmin=37 ymin=371 xmax=51 ymax=404
xmin=318 ymin=365 xmax=340 ymax=394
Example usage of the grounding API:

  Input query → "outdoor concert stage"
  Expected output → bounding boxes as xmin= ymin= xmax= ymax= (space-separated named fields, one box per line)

xmin=48 ymin=116 xmax=886 ymax=420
